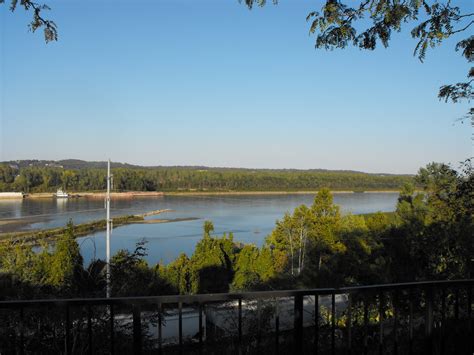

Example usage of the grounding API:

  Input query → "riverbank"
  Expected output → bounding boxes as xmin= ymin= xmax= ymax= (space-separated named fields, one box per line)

xmin=0 ymin=209 xmax=179 ymax=245
xmin=165 ymin=190 xmax=400 ymax=196
xmin=20 ymin=191 xmax=165 ymax=199
xmin=8 ymin=189 xmax=400 ymax=200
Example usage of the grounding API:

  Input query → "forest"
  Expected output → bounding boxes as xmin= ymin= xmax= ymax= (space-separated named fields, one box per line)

xmin=0 ymin=162 xmax=412 ymax=193
xmin=0 ymin=161 xmax=471 ymax=300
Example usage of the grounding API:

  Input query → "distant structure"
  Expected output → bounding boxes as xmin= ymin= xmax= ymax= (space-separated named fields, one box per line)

xmin=0 ymin=192 xmax=24 ymax=199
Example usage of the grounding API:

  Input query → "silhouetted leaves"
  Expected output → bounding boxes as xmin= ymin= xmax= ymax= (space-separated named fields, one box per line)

xmin=249 ymin=0 xmax=474 ymax=125
xmin=2 ymin=0 xmax=57 ymax=42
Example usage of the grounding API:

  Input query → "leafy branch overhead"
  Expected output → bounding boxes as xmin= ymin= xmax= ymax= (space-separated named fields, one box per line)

xmin=2 ymin=0 xmax=57 ymax=42
xmin=247 ymin=0 xmax=473 ymax=124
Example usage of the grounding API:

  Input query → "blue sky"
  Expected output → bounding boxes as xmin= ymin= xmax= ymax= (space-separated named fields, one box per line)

xmin=1 ymin=0 xmax=472 ymax=173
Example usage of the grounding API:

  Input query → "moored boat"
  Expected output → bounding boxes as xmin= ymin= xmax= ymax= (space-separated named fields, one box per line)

xmin=55 ymin=189 xmax=69 ymax=198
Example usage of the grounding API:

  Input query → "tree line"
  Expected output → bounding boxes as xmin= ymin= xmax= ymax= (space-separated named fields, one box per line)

xmin=0 ymin=164 xmax=413 ymax=193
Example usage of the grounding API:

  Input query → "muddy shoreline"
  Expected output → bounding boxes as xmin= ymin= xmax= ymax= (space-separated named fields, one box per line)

xmin=2 ymin=189 xmax=400 ymax=200
xmin=0 ymin=209 xmax=196 ymax=244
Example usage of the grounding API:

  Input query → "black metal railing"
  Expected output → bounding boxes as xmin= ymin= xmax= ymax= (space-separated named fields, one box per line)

xmin=0 ymin=279 xmax=472 ymax=354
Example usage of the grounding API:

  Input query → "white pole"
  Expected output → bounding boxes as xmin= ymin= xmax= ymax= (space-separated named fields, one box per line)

xmin=106 ymin=159 xmax=111 ymax=298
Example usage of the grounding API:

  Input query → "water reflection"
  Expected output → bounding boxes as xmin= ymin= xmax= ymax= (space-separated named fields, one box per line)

xmin=0 ymin=199 xmax=23 ymax=219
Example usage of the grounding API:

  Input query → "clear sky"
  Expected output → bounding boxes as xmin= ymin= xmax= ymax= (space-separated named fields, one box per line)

xmin=1 ymin=0 xmax=472 ymax=174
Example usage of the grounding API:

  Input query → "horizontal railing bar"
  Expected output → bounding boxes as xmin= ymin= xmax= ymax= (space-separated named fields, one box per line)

xmin=339 ymin=279 xmax=474 ymax=293
xmin=0 ymin=279 xmax=471 ymax=308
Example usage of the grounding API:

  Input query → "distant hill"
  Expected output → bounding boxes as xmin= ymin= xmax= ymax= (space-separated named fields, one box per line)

xmin=3 ymin=159 xmax=139 ymax=170
xmin=1 ymin=159 xmax=411 ymax=177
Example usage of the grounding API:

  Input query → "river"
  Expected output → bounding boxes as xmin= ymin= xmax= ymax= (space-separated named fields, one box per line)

xmin=0 ymin=193 xmax=398 ymax=264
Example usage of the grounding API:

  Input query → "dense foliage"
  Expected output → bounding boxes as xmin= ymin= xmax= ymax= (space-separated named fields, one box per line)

xmin=0 ymin=163 xmax=412 ymax=193
xmin=0 ymin=161 xmax=471 ymax=300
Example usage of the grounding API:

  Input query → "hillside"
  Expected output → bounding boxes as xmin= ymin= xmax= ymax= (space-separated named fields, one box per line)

xmin=2 ymin=159 xmax=408 ymax=175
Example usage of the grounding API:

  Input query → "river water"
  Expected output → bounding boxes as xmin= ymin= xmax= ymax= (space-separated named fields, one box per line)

xmin=0 ymin=193 xmax=398 ymax=265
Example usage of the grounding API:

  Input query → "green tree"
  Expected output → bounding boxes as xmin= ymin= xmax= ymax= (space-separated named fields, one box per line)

xmin=267 ymin=212 xmax=297 ymax=275
xmin=161 ymin=253 xmax=194 ymax=294
xmin=0 ymin=221 xmax=84 ymax=298
xmin=0 ymin=165 xmax=15 ymax=185
xmin=388 ymin=161 xmax=473 ymax=281
xmin=203 ymin=220 xmax=215 ymax=238
xmin=331 ymin=213 xmax=388 ymax=286
xmin=365 ymin=211 xmax=393 ymax=235
xmin=292 ymin=204 xmax=313 ymax=275
xmin=415 ymin=162 xmax=459 ymax=222
xmin=232 ymin=244 xmax=282 ymax=291
xmin=267 ymin=188 xmax=345 ymax=283
xmin=46 ymin=221 xmax=83 ymax=290
xmin=309 ymin=188 xmax=344 ymax=275
xmin=190 ymin=229 xmax=236 ymax=293
xmin=267 ymin=207 xmax=311 ymax=276
xmin=61 ymin=170 xmax=78 ymax=190
xmin=13 ymin=174 xmax=29 ymax=193
xmin=110 ymin=241 xmax=173 ymax=297
xmin=232 ymin=244 xmax=261 ymax=290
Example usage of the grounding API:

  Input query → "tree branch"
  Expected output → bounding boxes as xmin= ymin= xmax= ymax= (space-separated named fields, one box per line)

xmin=450 ymin=20 xmax=474 ymax=35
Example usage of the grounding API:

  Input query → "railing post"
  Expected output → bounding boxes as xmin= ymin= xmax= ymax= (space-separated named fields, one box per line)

xmin=158 ymin=303 xmax=163 ymax=355
xmin=110 ymin=304 xmax=115 ymax=355
xmin=132 ymin=304 xmax=142 ymax=355
xmin=65 ymin=305 xmax=71 ymax=355
xmin=87 ymin=305 xmax=93 ymax=355
xmin=378 ymin=292 xmax=383 ymax=355
xmin=363 ymin=299 xmax=368 ymax=355
xmin=468 ymin=286 xmax=472 ymax=329
xmin=347 ymin=294 xmax=352 ymax=355
xmin=393 ymin=291 xmax=398 ymax=355
xmin=315 ymin=294 xmax=319 ymax=355
xmin=275 ymin=298 xmax=280 ymax=354
xmin=468 ymin=286 xmax=473 ymax=354
xmin=19 ymin=307 xmax=24 ymax=355
xmin=238 ymin=298 xmax=242 ymax=350
xmin=294 ymin=294 xmax=303 ymax=353
xmin=331 ymin=292 xmax=336 ymax=355
xmin=409 ymin=291 xmax=413 ymax=355
xmin=199 ymin=302 xmax=203 ymax=353
xmin=178 ymin=301 xmax=183 ymax=354
xmin=257 ymin=299 xmax=262 ymax=348
xmin=425 ymin=287 xmax=434 ymax=355
xmin=454 ymin=288 xmax=460 ymax=320
xmin=441 ymin=288 xmax=446 ymax=355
